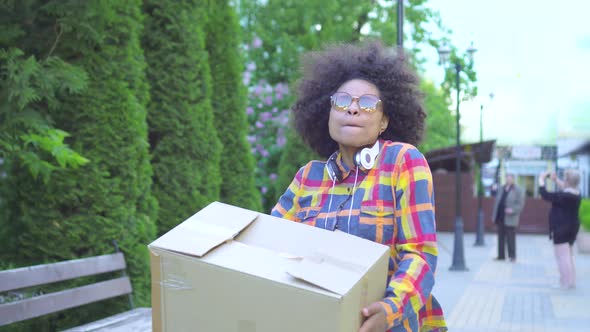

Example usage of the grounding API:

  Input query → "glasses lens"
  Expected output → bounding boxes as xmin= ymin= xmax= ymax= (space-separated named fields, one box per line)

xmin=332 ymin=92 xmax=352 ymax=110
xmin=358 ymin=95 xmax=380 ymax=112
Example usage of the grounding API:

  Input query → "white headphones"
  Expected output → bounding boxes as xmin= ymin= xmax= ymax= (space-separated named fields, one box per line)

xmin=354 ymin=140 xmax=381 ymax=170
xmin=325 ymin=140 xmax=381 ymax=182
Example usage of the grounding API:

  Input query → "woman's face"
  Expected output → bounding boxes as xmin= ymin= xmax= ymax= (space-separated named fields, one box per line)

xmin=328 ymin=79 xmax=389 ymax=150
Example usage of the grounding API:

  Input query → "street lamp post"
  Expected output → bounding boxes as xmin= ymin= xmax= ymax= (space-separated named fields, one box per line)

xmin=437 ymin=42 xmax=477 ymax=271
xmin=397 ymin=1 xmax=404 ymax=47
xmin=474 ymin=104 xmax=485 ymax=246
xmin=474 ymin=92 xmax=494 ymax=246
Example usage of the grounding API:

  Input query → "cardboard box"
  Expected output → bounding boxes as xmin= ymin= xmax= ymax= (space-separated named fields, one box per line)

xmin=149 ymin=202 xmax=389 ymax=332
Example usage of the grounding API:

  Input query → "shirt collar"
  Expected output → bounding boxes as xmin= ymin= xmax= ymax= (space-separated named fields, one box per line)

xmin=334 ymin=152 xmax=354 ymax=180
xmin=563 ymin=187 xmax=580 ymax=195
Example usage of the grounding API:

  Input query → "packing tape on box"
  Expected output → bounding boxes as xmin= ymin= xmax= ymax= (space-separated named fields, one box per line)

xmin=150 ymin=250 xmax=163 ymax=332
xmin=279 ymin=251 xmax=364 ymax=273
xmin=360 ymin=275 xmax=369 ymax=308
xmin=159 ymin=273 xmax=192 ymax=290
xmin=278 ymin=252 xmax=303 ymax=261
xmin=312 ymin=251 xmax=366 ymax=273
xmin=237 ymin=320 xmax=256 ymax=332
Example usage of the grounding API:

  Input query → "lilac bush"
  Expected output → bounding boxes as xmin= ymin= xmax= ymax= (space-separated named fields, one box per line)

xmin=243 ymin=37 xmax=292 ymax=210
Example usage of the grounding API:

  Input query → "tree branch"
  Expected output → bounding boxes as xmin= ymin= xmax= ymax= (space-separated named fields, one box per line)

xmin=45 ymin=22 xmax=63 ymax=61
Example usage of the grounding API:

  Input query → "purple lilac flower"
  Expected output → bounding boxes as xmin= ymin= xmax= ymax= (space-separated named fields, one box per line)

xmin=252 ymin=37 xmax=262 ymax=49
xmin=277 ymin=111 xmax=290 ymax=125
xmin=246 ymin=62 xmax=256 ymax=71
xmin=275 ymin=82 xmax=289 ymax=95
xmin=246 ymin=107 xmax=254 ymax=115
xmin=261 ymin=186 xmax=268 ymax=194
xmin=269 ymin=173 xmax=278 ymax=181
xmin=256 ymin=121 xmax=264 ymax=129
xmin=243 ymin=71 xmax=251 ymax=85
xmin=260 ymin=112 xmax=272 ymax=122
xmin=254 ymin=84 xmax=264 ymax=96
xmin=264 ymin=96 xmax=273 ymax=106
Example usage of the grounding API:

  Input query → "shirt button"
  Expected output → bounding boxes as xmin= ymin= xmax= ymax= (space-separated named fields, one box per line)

xmin=347 ymin=187 xmax=351 ymax=193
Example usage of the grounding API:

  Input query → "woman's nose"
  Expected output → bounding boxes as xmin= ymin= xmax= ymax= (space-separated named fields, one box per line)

xmin=347 ymin=101 xmax=360 ymax=115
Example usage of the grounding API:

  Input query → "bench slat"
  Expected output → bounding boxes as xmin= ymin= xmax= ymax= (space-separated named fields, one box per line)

xmin=0 ymin=253 xmax=126 ymax=293
xmin=0 ymin=276 xmax=132 ymax=325
xmin=62 ymin=307 xmax=152 ymax=332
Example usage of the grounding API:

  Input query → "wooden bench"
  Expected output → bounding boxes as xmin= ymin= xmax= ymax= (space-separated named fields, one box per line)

xmin=0 ymin=250 xmax=151 ymax=331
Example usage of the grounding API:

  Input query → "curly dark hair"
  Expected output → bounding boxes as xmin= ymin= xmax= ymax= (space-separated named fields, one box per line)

xmin=292 ymin=40 xmax=426 ymax=158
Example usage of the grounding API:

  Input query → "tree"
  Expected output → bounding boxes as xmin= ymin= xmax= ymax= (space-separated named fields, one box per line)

xmin=1 ymin=1 xmax=157 ymax=329
xmin=142 ymin=0 xmax=222 ymax=235
xmin=237 ymin=0 xmax=463 ymax=205
xmin=205 ymin=0 xmax=261 ymax=211
xmin=419 ymin=80 xmax=455 ymax=153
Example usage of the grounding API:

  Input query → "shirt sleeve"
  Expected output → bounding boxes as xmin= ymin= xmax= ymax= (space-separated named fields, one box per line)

xmin=270 ymin=166 xmax=304 ymax=220
xmin=539 ymin=185 xmax=561 ymax=204
xmin=379 ymin=146 xmax=438 ymax=329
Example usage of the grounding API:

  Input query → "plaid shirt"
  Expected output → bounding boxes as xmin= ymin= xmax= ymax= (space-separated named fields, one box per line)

xmin=272 ymin=140 xmax=446 ymax=331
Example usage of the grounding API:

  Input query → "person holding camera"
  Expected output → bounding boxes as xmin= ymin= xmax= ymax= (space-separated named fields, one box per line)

xmin=539 ymin=170 xmax=581 ymax=289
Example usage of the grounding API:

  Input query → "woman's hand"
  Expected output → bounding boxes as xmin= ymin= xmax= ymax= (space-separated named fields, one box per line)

xmin=539 ymin=171 xmax=548 ymax=186
xmin=359 ymin=302 xmax=388 ymax=332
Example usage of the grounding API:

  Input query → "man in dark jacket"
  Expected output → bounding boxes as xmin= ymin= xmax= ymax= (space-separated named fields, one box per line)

xmin=492 ymin=173 xmax=526 ymax=262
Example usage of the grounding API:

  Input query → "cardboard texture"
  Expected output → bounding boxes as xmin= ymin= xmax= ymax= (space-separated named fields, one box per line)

xmin=149 ymin=202 xmax=389 ymax=332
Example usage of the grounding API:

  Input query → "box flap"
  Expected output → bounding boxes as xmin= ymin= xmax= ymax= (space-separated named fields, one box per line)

xmin=149 ymin=201 xmax=259 ymax=257
xmin=286 ymin=252 xmax=365 ymax=295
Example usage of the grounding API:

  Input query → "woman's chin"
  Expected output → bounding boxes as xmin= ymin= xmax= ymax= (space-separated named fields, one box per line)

xmin=335 ymin=138 xmax=373 ymax=149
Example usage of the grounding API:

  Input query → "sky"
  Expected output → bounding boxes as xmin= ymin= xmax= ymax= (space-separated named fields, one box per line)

xmin=420 ymin=0 xmax=590 ymax=146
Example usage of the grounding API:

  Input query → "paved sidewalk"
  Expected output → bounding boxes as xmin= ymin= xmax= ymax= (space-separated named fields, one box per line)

xmin=433 ymin=232 xmax=590 ymax=332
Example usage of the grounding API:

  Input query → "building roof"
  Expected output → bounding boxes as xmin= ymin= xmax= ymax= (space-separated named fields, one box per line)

xmin=424 ymin=140 xmax=496 ymax=172
xmin=560 ymin=140 xmax=590 ymax=157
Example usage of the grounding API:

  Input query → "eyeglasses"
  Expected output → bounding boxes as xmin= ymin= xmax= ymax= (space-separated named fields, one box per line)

xmin=330 ymin=92 xmax=382 ymax=113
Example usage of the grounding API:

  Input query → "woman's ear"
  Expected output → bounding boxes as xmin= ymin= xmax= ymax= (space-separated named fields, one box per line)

xmin=380 ymin=115 xmax=389 ymax=134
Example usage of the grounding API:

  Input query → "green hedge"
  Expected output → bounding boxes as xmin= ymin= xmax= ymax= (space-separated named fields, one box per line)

xmin=206 ymin=0 xmax=261 ymax=211
xmin=580 ymin=198 xmax=590 ymax=231
xmin=142 ymin=0 xmax=222 ymax=235
xmin=1 ymin=1 xmax=157 ymax=329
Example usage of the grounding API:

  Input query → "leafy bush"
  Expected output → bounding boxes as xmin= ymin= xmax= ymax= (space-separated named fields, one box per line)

xmin=243 ymin=37 xmax=292 ymax=211
xmin=580 ymin=198 xmax=590 ymax=232
xmin=1 ymin=1 xmax=157 ymax=329
xmin=0 ymin=48 xmax=89 ymax=182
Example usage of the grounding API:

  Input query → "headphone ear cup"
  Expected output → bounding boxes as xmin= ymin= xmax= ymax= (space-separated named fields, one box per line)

xmin=359 ymin=148 xmax=375 ymax=169
xmin=355 ymin=141 xmax=380 ymax=170
xmin=353 ymin=150 xmax=364 ymax=169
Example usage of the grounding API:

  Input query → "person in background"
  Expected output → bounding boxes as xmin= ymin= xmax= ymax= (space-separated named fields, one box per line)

xmin=491 ymin=173 xmax=525 ymax=262
xmin=271 ymin=41 xmax=446 ymax=331
xmin=539 ymin=170 xmax=581 ymax=289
